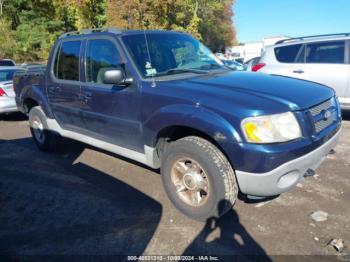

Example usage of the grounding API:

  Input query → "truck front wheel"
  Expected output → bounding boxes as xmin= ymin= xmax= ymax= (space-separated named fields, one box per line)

xmin=161 ymin=136 xmax=238 ymax=221
xmin=29 ymin=106 xmax=60 ymax=151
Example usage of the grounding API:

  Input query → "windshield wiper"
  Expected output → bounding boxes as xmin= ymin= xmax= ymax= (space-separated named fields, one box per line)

xmin=197 ymin=64 xmax=224 ymax=70
xmin=155 ymin=68 xmax=208 ymax=76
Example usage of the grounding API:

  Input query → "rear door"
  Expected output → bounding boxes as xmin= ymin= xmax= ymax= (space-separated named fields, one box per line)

xmin=261 ymin=44 xmax=303 ymax=76
xmin=47 ymin=39 xmax=86 ymax=132
xmin=79 ymin=37 xmax=143 ymax=151
xmin=292 ymin=40 xmax=349 ymax=102
xmin=343 ymin=40 xmax=350 ymax=107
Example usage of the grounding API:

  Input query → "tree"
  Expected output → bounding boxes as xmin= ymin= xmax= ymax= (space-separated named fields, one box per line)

xmin=0 ymin=20 xmax=17 ymax=59
xmin=0 ymin=0 xmax=4 ymax=17
xmin=197 ymin=0 xmax=236 ymax=51
xmin=83 ymin=0 xmax=107 ymax=28
xmin=0 ymin=0 xmax=107 ymax=62
xmin=107 ymin=0 xmax=236 ymax=51
xmin=0 ymin=0 xmax=236 ymax=62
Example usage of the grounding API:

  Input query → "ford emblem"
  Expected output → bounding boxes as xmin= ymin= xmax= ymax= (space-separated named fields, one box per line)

xmin=323 ymin=110 xmax=332 ymax=121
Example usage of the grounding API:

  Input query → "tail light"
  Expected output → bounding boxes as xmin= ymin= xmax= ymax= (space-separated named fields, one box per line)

xmin=252 ymin=63 xmax=266 ymax=72
xmin=0 ymin=88 xmax=7 ymax=96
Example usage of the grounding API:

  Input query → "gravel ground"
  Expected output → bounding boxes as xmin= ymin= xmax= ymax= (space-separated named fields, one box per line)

xmin=0 ymin=112 xmax=349 ymax=261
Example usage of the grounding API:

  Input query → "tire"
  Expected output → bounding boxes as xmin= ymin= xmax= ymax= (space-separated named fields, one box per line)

xmin=161 ymin=136 xmax=238 ymax=221
xmin=29 ymin=106 xmax=60 ymax=151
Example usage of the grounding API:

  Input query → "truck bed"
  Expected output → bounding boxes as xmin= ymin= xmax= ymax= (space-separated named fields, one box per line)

xmin=13 ymin=65 xmax=47 ymax=114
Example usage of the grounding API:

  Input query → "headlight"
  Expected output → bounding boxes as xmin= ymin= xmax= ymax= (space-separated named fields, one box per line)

xmin=241 ymin=112 xmax=301 ymax=143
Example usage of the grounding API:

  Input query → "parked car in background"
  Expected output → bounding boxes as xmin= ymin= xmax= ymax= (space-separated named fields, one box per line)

xmin=14 ymin=28 xmax=341 ymax=221
xmin=20 ymin=62 xmax=45 ymax=67
xmin=221 ymin=59 xmax=245 ymax=70
xmin=214 ymin=52 xmax=225 ymax=60
xmin=257 ymin=33 xmax=350 ymax=110
xmin=0 ymin=59 xmax=16 ymax=66
xmin=244 ymin=56 xmax=261 ymax=71
xmin=0 ymin=67 xmax=25 ymax=114
xmin=233 ymin=58 xmax=244 ymax=64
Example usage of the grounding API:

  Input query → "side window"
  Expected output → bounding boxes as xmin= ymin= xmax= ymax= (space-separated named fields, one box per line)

xmin=274 ymin=44 xmax=302 ymax=63
xmin=85 ymin=39 xmax=120 ymax=84
xmin=305 ymin=41 xmax=345 ymax=64
xmin=54 ymin=41 xmax=81 ymax=81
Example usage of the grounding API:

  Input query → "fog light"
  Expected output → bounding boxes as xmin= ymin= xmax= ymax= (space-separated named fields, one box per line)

xmin=277 ymin=171 xmax=300 ymax=189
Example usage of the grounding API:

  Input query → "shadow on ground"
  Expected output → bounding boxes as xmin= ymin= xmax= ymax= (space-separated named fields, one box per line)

xmin=342 ymin=110 xmax=350 ymax=121
xmin=0 ymin=116 xmax=269 ymax=258
xmin=0 ymin=137 xmax=162 ymax=255
xmin=183 ymin=200 xmax=271 ymax=260
xmin=0 ymin=112 xmax=27 ymax=122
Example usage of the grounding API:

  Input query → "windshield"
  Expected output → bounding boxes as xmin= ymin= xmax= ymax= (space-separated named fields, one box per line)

xmin=0 ymin=69 xmax=21 ymax=82
xmin=122 ymin=32 xmax=225 ymax=78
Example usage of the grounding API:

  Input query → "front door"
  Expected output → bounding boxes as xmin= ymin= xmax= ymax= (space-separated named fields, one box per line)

xmin=79 ymin=37 xmax=143 ymax=151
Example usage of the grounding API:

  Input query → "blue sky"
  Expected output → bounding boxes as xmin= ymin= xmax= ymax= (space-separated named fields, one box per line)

xmin=233 ymin=0 xmax=350 ymax=43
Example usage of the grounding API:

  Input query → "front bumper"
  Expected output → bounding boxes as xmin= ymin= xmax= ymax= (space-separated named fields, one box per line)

xmin=0 ymin=97 xmax=18 ymax=114
xmin=235 ymin=129 xmax=341 ymax=196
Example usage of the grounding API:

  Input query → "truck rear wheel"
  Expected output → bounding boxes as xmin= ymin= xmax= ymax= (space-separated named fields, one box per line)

xmin=161 ymin=136 xmax=238 ymax=221
xmin=29 ymin=106 xmax=60 ymax=151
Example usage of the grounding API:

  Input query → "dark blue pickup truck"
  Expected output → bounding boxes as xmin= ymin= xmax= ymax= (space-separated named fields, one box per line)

xmin=14 ymin=28 xmax=342 ymax=220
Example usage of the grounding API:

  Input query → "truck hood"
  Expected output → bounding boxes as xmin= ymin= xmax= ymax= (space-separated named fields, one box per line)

xmin=174 ymin=71 xmax=334 ymax=111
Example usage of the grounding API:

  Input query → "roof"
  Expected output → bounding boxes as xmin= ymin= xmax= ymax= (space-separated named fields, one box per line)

xmin=60 ymin=27 xmax=188 ymax=39
xmin=263 ymin=35 xmax=290 ymax=40
xmin=275 ymin=33 xmax=350 ymax=45
xmin=0 ymin=66 xmax=25 ymax=70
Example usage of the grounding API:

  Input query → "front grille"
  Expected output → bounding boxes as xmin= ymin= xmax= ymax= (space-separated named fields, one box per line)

xmin=308 ymin=98 xmax=337 ymax=134
xmin=314 ymin=116 xmax=334 ymax=133
xmin=309 ymin=99 xmax=332 ymax=117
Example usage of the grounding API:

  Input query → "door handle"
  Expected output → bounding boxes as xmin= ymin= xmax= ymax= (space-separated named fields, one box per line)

xmin=81 ymin=91 xmax=93 ymax=103
xmin=48 ymin=86 xmax=60 ymax=94
xmin=293 ymin=69 xmax=304 ymax=74
xmin=84 ymin=91 xmax=93 ymax=98
xmin=49 ymin=86 xmax=60 ymax=91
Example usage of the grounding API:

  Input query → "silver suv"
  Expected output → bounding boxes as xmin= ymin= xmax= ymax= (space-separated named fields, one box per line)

xmin=257 ymin=33 xmax=350 ymax=110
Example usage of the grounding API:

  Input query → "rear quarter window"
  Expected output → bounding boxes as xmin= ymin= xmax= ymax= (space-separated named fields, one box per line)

xmin=305 ymin=41 xmax=345 ymax=64
xmin=274 ymin=44 xmax=302 ymax=63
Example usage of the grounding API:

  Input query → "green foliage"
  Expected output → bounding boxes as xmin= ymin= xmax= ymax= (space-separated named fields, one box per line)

xmin=82 ymin=0 xmax=107 ymax=28
xmin=0 ymin=0 xmax=234 ymax=62
xmin=0 ymin=20 xmax=17 ymax=59
xmin=107 ymin=0 xmax=236 ymax=52
xmin=0 ymin=0 xmax=107 ymax=62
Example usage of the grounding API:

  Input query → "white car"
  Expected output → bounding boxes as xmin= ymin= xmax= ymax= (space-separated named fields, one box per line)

xmin=256 ymin=33 xmax=350 ymax=110
xmin=0 ymin=67 xmax=25 ymax=114
xmin=215 ymin=52 xmax=226 ymax=60
xmin=244 ymin=56 xmax=260 ymax=71
xmin=221 ymin=59 xmax=245 ymax=71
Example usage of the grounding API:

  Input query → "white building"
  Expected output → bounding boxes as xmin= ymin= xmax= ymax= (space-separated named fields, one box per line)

xmin=228 ymin=35 xmax=290 ymax=62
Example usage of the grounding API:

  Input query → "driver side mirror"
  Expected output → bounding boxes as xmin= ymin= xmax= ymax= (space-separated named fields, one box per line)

xmin=102 ymin=69 xmax=124 ymax=85
xmin=102 ymin=69 xmax=133 ymax=85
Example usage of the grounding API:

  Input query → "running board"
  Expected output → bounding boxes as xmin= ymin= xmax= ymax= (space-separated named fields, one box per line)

xmin=46 ymin=119 xmax=160 ymax=169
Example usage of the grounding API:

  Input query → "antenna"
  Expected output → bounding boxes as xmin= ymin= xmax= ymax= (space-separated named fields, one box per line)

xmin=141 ymin=6 xmax=157 ymax=87
xmin=142 ymin=19 xmax=156 ymax=87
